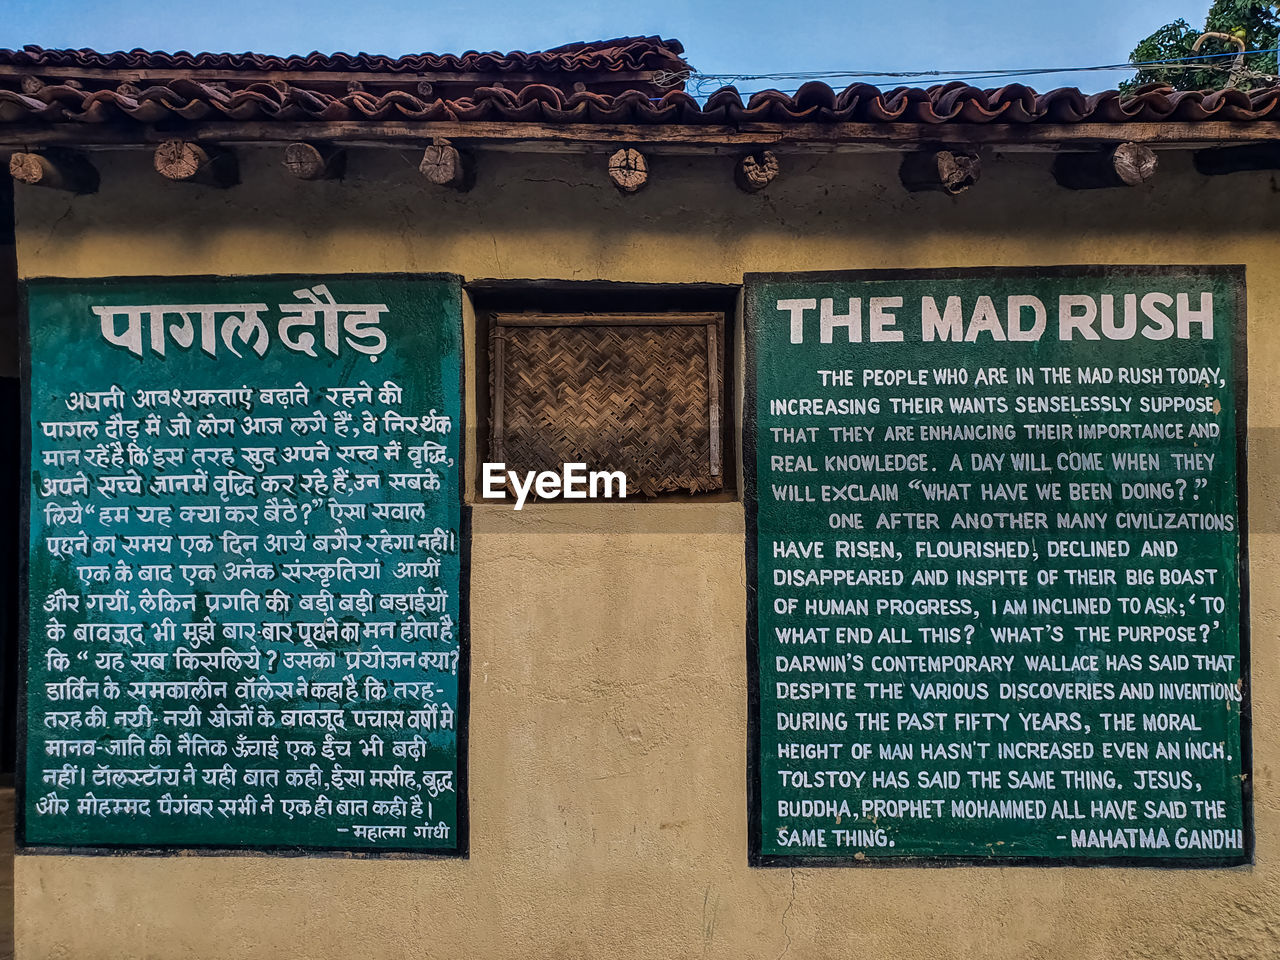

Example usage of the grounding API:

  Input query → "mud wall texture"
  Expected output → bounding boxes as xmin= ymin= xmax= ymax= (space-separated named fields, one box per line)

xmin=12 ymin=146 xmax=1280 ymax=960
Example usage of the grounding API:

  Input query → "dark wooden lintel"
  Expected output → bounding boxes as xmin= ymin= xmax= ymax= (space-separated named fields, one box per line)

xmin=495 ymin=312 xmax=720 ymax=326
xmin=3 ymin=120 xmax=1280 ymax=152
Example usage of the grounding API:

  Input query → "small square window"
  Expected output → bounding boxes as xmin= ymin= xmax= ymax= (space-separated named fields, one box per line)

xmin=489 ymin=311 xmax=725 ymax=497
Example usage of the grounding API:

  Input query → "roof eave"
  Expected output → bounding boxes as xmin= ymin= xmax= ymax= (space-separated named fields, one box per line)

xmin=3 ymin=118 xmax=1278 ymax=151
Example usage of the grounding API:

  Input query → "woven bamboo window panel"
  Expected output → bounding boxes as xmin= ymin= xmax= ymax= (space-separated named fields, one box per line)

xmin=490 ymin=312 xmax=724 ymax=497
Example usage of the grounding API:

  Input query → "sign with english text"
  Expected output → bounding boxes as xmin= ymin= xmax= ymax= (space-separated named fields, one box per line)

xmin=745 ymin=266 xmax=1249 ymax=866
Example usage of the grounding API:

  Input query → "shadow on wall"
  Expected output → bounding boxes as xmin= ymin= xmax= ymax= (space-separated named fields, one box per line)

xmin=14 ymin=148 xmax=1280 ymax=286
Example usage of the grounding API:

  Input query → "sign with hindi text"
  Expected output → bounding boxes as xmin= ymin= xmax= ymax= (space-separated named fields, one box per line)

xmin=23 ymin=274 xmax=467 ymax=854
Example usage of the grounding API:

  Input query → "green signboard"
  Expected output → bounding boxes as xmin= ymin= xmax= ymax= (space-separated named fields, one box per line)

xmin=23 ymin=273 xmax=467 ymax=854
xmin=745 ymin=267 xmax=1249 ymax=866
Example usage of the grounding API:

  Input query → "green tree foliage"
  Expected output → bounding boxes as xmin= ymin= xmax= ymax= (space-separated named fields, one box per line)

xmin=1125 ymin=1 xmax=1279 ymax=91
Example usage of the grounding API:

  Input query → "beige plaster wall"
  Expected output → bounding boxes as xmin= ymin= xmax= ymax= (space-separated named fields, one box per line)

xmin=12 ymin=146 xmax=1280 ymax=959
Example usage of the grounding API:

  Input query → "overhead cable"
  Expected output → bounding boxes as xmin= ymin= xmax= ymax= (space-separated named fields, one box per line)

xmin=651 ymin=45 xmax=1280 ymax=96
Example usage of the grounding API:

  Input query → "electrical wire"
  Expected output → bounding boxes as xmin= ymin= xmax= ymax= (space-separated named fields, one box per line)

xmin=654 ymin=45 xmax=1280 ymax=96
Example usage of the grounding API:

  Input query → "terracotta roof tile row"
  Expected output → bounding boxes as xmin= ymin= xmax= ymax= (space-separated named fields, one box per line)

xmin=2 ymin=79 xmax=1280 ymax=126
xmin=0 ymin=37 xmax=688 ymax=76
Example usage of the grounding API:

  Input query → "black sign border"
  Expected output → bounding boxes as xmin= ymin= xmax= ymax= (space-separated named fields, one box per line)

xmin=16 ymin=272 xmax=472 ymax=859
xmin=744 ymin=264 xmax=1252 ymax=869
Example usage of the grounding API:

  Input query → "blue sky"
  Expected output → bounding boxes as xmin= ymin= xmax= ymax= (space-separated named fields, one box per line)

xmin=6 ymin=0 xmax=1211 ymax=92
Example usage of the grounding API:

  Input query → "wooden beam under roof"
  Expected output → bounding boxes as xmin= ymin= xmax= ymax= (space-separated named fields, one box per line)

xmin=9 ymin=148 xmax=99 ymax=192
xmin=153 ymin=139 xmax=238 ymax=186
xmin=1052 ymin=142 xmax=1158 ymax=189
xmin=1 ymin=120 xmax=1278 ymax=152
